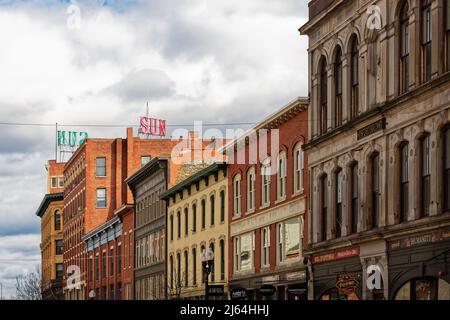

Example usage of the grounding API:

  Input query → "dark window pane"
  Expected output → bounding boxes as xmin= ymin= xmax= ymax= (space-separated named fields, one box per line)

xmin=96 ymin=157 xmax=106 ymax=176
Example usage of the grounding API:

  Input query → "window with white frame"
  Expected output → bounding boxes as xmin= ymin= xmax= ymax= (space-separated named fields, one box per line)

xmin=234 ymin=232 xmax=254 ymax=272
xmin=294 ymin=144 xmax=304 ymax=194
xmin=261 ymin=227 xmax=270 ymax=267
xmin=277 ymin=152 xmax=287 ymax=200
xmin=233 ymin=175 xmax=241 ymax=216
xmin=247 ymin=168 xmax=255 ymax=212
xmin=51 ymin=177 xmax=57 ymax=189
xmin=261 ymin=158 xmax=271 ymax=207
xmin=277 ymin=217 xmax=301 ymax=263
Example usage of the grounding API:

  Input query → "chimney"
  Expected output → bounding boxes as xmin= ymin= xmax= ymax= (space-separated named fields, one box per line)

xmin=127 ymin=127 xmax=134 ymax=140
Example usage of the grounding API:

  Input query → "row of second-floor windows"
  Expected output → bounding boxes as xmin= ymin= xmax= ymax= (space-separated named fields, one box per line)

xmin=93 ymin=283 xmax=122 ymax=300
xmin=89 ymin=245 xmax=122 ymax=282
xmin=315 ymin=126 xmax=450 ymax=243
xmin=135 ymin=231 xmax=165 ymax=269
xmin=51 ymin=176 xmax=64 ymax=189
xmin=314 ymin=1 xmax=450 ymax=138
xmin=169 ymin=190 xmax=226 ymax=241
xmin=135 ymin=188 xmax=165 ymax=228
xmin=169 ymin=239 xmax=226 ymax=291
xmin=95 ymin=156 xmax=152 ymax=177
xmin=233 ymin=145 xmax=305 ymax=217
xmin=233 ymin=216 xmax=302 ymax=273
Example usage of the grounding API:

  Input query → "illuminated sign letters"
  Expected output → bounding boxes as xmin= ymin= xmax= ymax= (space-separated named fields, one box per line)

xmin=139 ymin=117 xmax=167 ymax=137
xmin=57 ymin=131 xmax=89 ymax=147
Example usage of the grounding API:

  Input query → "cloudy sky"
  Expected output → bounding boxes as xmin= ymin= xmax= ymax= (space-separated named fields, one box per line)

xmin=0 ymin=0 xmax=308 ymax=298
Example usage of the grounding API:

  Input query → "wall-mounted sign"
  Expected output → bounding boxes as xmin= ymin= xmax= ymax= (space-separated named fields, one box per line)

xmin=207 ymin=285 xmax=225 ymax=297
xmin=313 ymin=247 xmax=360 ymax=265
xmin=357 ymin=118 xmax=386 ymax=140
xmin=259 ymin=285 xmax=276 ymax=297
xmin=285 ymin=271 xmax=307 ymax=282
xmin=389 ymin=229 xmax=450 ymax=250
xmin=139 ymin=117 xmax=167 ymax=137
xmin=336 ymin=274 xmax=360 ymax=295
xmin=57 ymin=130 xmax=88 ymax=147
xmin=230 ymin=288 xmax=247 ymax=300
xmin=287 ymin=284 xmax=307 ymax=296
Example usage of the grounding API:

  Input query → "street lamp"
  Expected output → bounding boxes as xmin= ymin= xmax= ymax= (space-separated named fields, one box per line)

xmin=202 ymin=247 xmax=214 ymax=300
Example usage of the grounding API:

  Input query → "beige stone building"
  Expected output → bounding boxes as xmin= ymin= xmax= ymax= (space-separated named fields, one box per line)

xmin=162 ymin=163 xmax=228 ymax=299
xmin=300 ymin=0 xmax=450 ymax=300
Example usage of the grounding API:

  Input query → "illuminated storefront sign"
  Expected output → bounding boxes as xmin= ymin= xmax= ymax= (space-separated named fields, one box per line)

xmin=57 ymin=130 xmax=89 ymax=147
xmin=336 ymin=274 xmax=360 ymax=295
xmin=139 ymin=117 xmax=167 ymax=137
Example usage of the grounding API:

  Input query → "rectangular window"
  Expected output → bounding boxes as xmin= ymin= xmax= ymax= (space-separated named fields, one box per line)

xmin=201 ymin=200 xmax=206 ymax=229
xmin=170 ymin=215 xmax=174 ymax=241
xmin=295 ymin=148 xmax=304 ymax=193
xmin=95 ymin=254 xmax=99 ymax=280
xmin=321 ymin=175 xmax=328 ymax=241
xmin=54 ymin=211 xmax=61 ymax=231
xmin=233 ymin=177 xmax=241 ymax=216
xmin=184 ymin=251 xmax=188 ymax=287
xmin=55 ymin=239 xmax=63 ymax=255
xmin=220 ymin=239 xmax=225 ymax=281
xmin=89 ymin=257 xmax=93 ymax=281
xmin=109 ymin=284 xmax=114 ymax=301
xmin=184 ymin=208 xmax=189 ymax=236
xmin=102 ymin=251 xmax=107 ymax=279
xmin=210 ymin=195 xmax=215 ymax=226
xmin=336 ymin=171 xmax=343 ymax=238
xmin=177 ymin=211 xmax=181 ymax=238
xmin=192 ymin=204 xmax=197 ymax=233
xmin=235 ymin=233 xmax=253 ymax=272
xmin=261 ymin=227 xmax=270 ymax=267
xmin=262 ymin=165 xmax=271 ymax=206
xmin=422 ymin=136 xmax=431 ymax=217
xmin=96 ymin=157 xmax=106 ymax=177
xmin=58 ymin=177 xmax=64 ymax=188
xmin=351 ymin=164 xmax=359 ymax=234
xmin=247 ymin=171 xmax=255 ymax=212
xmin=220 ymin=191 xmax=225 ymax=223
xmin=51 ymin=177 xmax=57 ymax=189
xmin=278 ymin=217 xmax=301 ymax=263
xmin=400 ymin=5 xmax=410 ymax=93
xmin=141 ymin=156 xmax=151 ymax=167
xmin=117 ymin=283 xmax=122 ymax=300
xmin=96 ymin=188 xmax=107 ymax=208
xmin=372 ymin=154 xmax=381 ymax=228
xmin=56 ymin=263 xmax=63 ymax=279
xmin=110 ymin=248 xmax=114 ymax=277
xmin=117 ymin=244 xmax=122 ymax=275
xmin=422 ymin=0 xmax=432 ymax=82
xmin=278 ymin=155 xmax=286 ymax=199
xmin=401 ymin=144 xmax=409 ymax=222
xmin=192 ymin=248 xmax=197 ymax=286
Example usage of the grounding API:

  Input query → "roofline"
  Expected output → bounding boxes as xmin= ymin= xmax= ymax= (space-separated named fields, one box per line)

xmin=160 ymin=162 xmax=227 ymax=200
xmin=126 ymin=157 xmax=170 ymax=190
xmin=218 ymin=96 xmax=309 ymax=154
xmin=299 ymin=0 xmax=345 ymax=35
xmin=35 ymin=193 xmax=64 ymax=218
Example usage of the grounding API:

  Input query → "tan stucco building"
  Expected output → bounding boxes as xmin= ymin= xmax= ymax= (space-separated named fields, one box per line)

xmin=162 ymin=163 xmax=228 ymax=299
xmin=300 ymin=0 xmax=450 ymax=300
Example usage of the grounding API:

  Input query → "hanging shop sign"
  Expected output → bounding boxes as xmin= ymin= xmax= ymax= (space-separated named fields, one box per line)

xmin=230 ymin=288 xmax=247 ymax=300
xmin=287 ymin=284 xmax=307 ymax=296
xmin=336 ymin=274 xmax=360 ymax=295
xmin=259 ymin=285 xmax=276 ymax=297
xmin=207 ymin=285 xmax=225 ymax=297
xmin=139 ymin=117 xmax=167 ymax=137
xmin=312 ymin=247 xmax=360 ymax=264
xmin=57 ymin=130 xmax=89 ymax=147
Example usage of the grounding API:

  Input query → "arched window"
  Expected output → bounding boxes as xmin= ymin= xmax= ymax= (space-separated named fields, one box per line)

xmin=247 ymin=167 xmax=255 ymax=213
xmin=277 ymin=151 xmax=287 ymax=200
xmin=201 ymin=199 xmax=206 ymax=229
xmin=192 ymin=247 xmax=197 ymax=286
xmin=209 ymin=243 xmax=215 ymax=282
xmin=170 ymin=214 xmax=174 ymax=241
xmin=233 ymin=175 xmax=241 ymax=216
xmin=320 ymin=174 xmax=328 ymax=242
xmin=176 ymin=252 xmax=181 ymax=288
xmin=294 ymin=143 xmax=304 ymax=194
xmin=200 ymin=245 xmax=206 ymax=283
xmin=210 ymin=194 xmax=215 ymax=226
xmin=261 ymin=158 xmax=271 ymax=206
xmin=400 ymin=2 xmax=410 ymax=93
xmin=219 ymin=239 xmax=225 ymax=281
xmin=184 ymin=207 xmax=189 ymax=236
xmin=169 ymin=255 xmax=174 ymax=289
xmin=177 ymin=210 xmax=181 ymax=239
xmin=421 ymin=0 xmax=432 ymax=82
xmin=334 ymin=47 xmax=343 ymax=127
xmin=192 ymin=203 xmax=197 ymax=233
xmin=350 ymin=163 xmax=359 ymax=234
xmin=335 ymin=169 xmax=343 ymax=238
xmin=444 ymin=126 xmax=450 ymax=212
xmin=420 ymin=134 xmax=431 ymax=217
xmin=400 ymin=143 xmax=409 ymax=223
xmin=371 ymin=153 xmax=381 ymax=228
xmin=184 ymin=251 xmax=188 ymax=287
xmin=54 ymin=210 xmax=61 ymax=231
xmin=319 ymin=58 xmax=328 ymax=135
xmin=350 ymin=36 xmax=359 ymax=118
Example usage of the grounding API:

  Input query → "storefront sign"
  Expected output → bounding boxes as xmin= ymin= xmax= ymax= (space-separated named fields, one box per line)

xmin=287 ymin=284 xmax=307 ymax=296
xmin=57 ymin=130 xmax=88 ymax=147
xmin=207 ymin=285 xmax=224 ymax=297
xmin=313 ymin=247 xmax=360 ymax=264
xmin=357 ymin=118 xmax=386 ymax=140
xmin=285 ymin=271 xmax=307 ymax=282
xmin=336 ymin=274 xmax=360 ymax=294
xmin=389 ymin=229 xmax=450 ymax=250
xmin=139 ymin=117 xmax=167 ymax=137
xmin=259 ymin=285 xmax=276 ymax=296
xmin=230 ymin=288 xmax=247 ymax=300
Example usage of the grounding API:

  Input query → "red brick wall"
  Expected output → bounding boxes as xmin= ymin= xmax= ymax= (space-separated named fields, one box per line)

xmin=227 ymin=108 xmax=309 ymax=280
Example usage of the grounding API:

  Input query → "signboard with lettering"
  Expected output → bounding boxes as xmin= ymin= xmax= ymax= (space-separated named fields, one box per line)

xmin=207 ymin=285 xmax=225 ymax=297
xmin=259 ymin=285 xmax=276 ymax=297
xmin=357 ymin=118 xmax=386 ymax=140
xmin=57 ymin=130 xmax=88 ymax=147
xmin=389 ymin=229 xmax=450 ymax=250
xmin=336 ymin=274 xmax=360 ymax=295
xmin=312 ymin=247 xmax=360 ymax=264
xmin=230 ymin=288 xmax=247 ymax=300
xmin=139 ymin=117 xmax=167 ymax=137
xmin=287 ymin=284 xmax=307 ymax=296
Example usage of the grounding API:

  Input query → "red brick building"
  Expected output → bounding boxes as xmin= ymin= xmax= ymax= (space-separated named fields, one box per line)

xmin=63 ymin=127 xmax=221 ymax=300
xmin=227 ymin=97 xmax=309 ymax=300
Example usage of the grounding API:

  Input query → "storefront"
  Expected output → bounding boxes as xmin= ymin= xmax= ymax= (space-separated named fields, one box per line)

xmin=312 ymin=247 xmax=362 ymax=300
xmin=230 ymin=269 xmax=308 ymax=300
xmin=388 ymin=229 xmax=450 ymax=300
